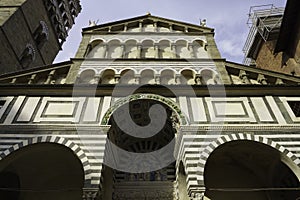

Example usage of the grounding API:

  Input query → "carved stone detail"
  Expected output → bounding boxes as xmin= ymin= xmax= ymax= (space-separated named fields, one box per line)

xmin=82 ymin=188 xmax=99 ymax=200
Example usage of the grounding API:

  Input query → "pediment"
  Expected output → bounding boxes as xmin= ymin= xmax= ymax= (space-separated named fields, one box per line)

xmin=83 ymin=14 xmax=214 ymax=34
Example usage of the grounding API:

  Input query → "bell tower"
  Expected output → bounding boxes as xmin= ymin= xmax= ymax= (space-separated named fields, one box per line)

xmin=0 ymin=0 xmax=81 ymax=74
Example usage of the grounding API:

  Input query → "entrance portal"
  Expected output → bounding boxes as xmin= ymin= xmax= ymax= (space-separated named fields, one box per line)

xmin=101 ymin=99 xmax=178 ymax=199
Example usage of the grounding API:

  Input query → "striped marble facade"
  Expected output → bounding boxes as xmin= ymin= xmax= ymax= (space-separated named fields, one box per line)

xmin=0 ymin=94 xmax=300 ymax=196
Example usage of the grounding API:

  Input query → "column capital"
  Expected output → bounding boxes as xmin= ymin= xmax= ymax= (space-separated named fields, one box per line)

xmin=82 ymin=188 xmax=99 ymax=200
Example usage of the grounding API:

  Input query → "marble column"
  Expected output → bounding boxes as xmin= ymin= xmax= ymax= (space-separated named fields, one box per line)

xmin=171 ymin=43 xmax=177 ymax=58
xmin=239 ymin=70 xmax=251 ymax=84
xmin=45 ymin=70 xmax=56 ymax=84
xmin=139 ymin=20 xmax=143 ymax=32
xmin=137 ymin=44 xmax=142 ymax=58
xmin=154 ymin=43 xmax=159 ymax=58
xmin=257 ymin=74 xmax=268 ymax=85
xmin=28 ymin=74 xmax=37 ymax=84
xmin=195 ymin=75 xmax=202 ymax=85
xmin=123 ymin=23 xmax=128 ymax=32
xmin=120 ymin=43 xmax=125 ymax=58
xmin=188 ymin=43 xmax=195 ymax=58
xmin=102 ymin=44 xmax=108 ymax=58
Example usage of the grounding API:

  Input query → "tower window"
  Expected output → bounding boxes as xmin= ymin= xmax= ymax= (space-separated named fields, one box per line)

xmin=20 ymin=44 xmax=36 ymax=69
xmin=288 ymin=101 xmax=300 ymax=117
xmin=34 ymin=21 xmax=49 ymax=48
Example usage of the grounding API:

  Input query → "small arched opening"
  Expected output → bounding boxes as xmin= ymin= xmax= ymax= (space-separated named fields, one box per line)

xmin=140 ymin=69 xmax=155 ymax=84
xmin=158 ymin=40 xmax=172 ymax=58
xmin=101 ymin=69 xmax=116 ymax=84
xmin=141 ymin=40 xmax=155 ymax=58
xmin=107 ymin=40 xmax=122 ymax=59
xmin=180 ymin=69 xmax=196 ymax=85
xmin=161 ymin=69 xmax=176 ymax=85
xmin=86 ymin=39 xmax=106 ymax=58
xmin=120 ymin=69 xmax=135 ymax=84
xmin=78 ymin=69 xmax=96 ymax=84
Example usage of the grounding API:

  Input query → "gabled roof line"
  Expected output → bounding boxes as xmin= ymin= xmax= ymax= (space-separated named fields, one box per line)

xmin=82 ymin=14 xmax=214 ymax=32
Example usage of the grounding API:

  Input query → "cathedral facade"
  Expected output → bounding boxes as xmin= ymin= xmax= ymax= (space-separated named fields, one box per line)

xmin=0 ymin=1 xmax=300 ymax=200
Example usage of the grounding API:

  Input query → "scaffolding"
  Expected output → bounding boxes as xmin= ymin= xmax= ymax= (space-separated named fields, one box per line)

xmin=242 ymin=4 xmax=285 ymax=65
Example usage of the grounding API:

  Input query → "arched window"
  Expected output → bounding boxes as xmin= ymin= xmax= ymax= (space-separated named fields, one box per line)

xmin=140 ymin=69 xmax=155 ymax=84
xmin=141 ymin=40 xmax=155 ymax=58
xmin=180 ymin=70 xmax=195 ymax=85
xmin=160 ymin=70 xmax=176 ymax=85
xmin=101 ymin=69 xmax=115 ymax=84
xmin=158 ymin=40 xmax=172 ymax=58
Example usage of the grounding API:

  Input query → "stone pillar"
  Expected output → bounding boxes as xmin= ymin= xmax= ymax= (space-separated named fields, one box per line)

xmin=139 ymin=20 xmax=143 ymax=32
xmin=154 ymin=21 xmax=158 ymax=32
xmin=171 ymin=43 xmax=177 ymax=58
xmin=28 ymin=74 xmax=37 ymax=84
xmin=257 ymin=74 xmax=268 ymax=85
xmin=123 ymin=23 xmax=128 ymax=32
xmin=188 ymin=43 xmax=195 ymax=58
xmin=275 ymin=78 xmax=284 ymax=85
xmin=120 ymin=43 xmax=125 ymax=58
xmin=176 ymin=75 xmax=181 ymax=84
xmin=135 ymin=75 xmax=140 ymax=84
xmin=195 ymin=75 xmax=202 ymax=85
xmin=239 ymin=70 xmax=251 ymax=84
xmin=82 ymin=188 xmax=98 ymax=200
xmin=169 ymin=24 xmax=173 ymax=32
xmin=102 ymin=44 xmax=108 ymax=58
xmin=10 ymin=78 xmax=17 ymax=84
xmin=154 ymin=43 xmax=159 ymax=58
xmin=114 ymin=75 xmax=121 ymax=84
xmin=155 ymin=75 xmax=160 ymax=84
xmin=137 ymin=44 xmax=142 ymax=58
xmin=45 ymin=70 xmax=56 ymax=84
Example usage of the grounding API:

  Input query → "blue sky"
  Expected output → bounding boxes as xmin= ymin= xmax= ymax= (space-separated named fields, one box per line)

xmin=54 ymin=0 xmax=287 ymax=63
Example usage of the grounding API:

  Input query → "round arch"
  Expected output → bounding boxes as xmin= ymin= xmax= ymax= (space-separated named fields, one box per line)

xmin=99 ymin=67 xmax=117 ymax=75
xmin=201 ymin=134 xmax=300 ymax=200
xmin=198 ymin=133 xmax=300 ymax=186
xmin=0 ymin=139 xmax=88 ymax=200
xmin=158 ymin=68 xmax=177 ymax=74
xmin=0 ymin=136 xmax=92 ymax=185
xmin=78 ymin=69 xmax=97 ymax=84
xmin=119 ymin=67 xmax=138 ymax=75
xmin=100 ymin=94 xmax=188 ymax=126
xmin=139 ymin=67 xmax=158 ymax=75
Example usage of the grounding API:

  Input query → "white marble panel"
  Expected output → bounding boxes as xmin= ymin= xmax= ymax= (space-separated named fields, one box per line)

xmin=83 ymin=98 xmax=101 ymax=122
xmin=190 ymin=98 xmax=207 ymax=122
xmin=17 ymin=97 xmax=40 ymax=122
xmin=251 ymin=97 xmax=273 ymax=122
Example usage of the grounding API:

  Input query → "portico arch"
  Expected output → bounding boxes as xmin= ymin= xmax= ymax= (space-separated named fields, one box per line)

xmin=0 ymin=142 xmax=85 ymax=200
xmin=201 ymin=134 xmax=300 ymax=200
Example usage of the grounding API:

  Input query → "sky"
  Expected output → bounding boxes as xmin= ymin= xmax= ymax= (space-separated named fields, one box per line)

xmin=54 ymin=0 xmax=287 ymax=64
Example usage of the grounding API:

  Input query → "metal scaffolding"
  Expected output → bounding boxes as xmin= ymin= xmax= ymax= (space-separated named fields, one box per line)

xmin=243 ymin=4 xmax=285 ymax=65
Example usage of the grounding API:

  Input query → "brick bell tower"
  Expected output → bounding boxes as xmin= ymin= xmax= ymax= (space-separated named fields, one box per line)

xmin=0 ymin=0 xmax=81 ymax=74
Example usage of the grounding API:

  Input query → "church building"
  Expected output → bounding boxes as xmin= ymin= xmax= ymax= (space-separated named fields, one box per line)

xmin=0 ymin=0 xmax=299 ymax=200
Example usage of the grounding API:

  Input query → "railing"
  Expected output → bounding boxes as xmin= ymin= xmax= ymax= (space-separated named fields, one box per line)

xmin=242 ymin=4 xmax=284 ymax=65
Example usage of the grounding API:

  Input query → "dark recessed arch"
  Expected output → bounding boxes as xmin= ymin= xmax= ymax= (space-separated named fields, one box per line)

xmin=204 ymin=140 xmax=300 ymax=200
xmin=0 ymin=142 xmax=85 ymax=200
